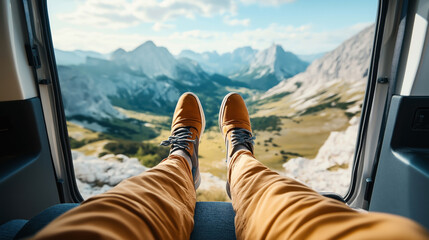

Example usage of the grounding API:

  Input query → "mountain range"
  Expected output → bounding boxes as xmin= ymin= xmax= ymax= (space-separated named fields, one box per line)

xmin=56 ymin=43 xmax=310 ymax=90
xmin=55 ymin=41 xmax=309 ymax=126
xmin=177 ymin=47 xmax=257 ymax=76
xmin=178 ymin=44 xmax=309 ymax=90
xmin=57 ymin=42 xmax=248 ymax=135
xmin=55 ymin=24 xmax=374 ymax=139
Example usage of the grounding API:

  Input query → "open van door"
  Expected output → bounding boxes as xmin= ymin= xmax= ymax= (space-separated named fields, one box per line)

xmin=0 ymin=0 xmax=428 ymax=237
xmin=0 ymin=0 xmax=81 ymax=224
xmin=346 ymin=0 xmax=429 ymax=229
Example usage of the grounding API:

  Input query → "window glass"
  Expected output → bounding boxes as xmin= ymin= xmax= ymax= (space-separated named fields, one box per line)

xmin=48 ymin=0 xmax=377 ymax=200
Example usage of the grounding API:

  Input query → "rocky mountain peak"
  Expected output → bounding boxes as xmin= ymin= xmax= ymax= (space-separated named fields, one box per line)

xmin=111 ymin=41 xmax=178 ymax=78
xmin=244 ymin=44 xmax=308 ymax=85
xmin=265 ymin=24 xmax=375 ymax=98
xmin=251 ymin=44 xmax=285 ymax=69
xmin=270 ymin=43 xmax=284 ymax=52
xmin=111 ymin=48 xmax=126 ymax=59
xmin=232 ymin=46 xmax=257 ymax=61
xmin=133 ymin=40 xmax=157 ymax=53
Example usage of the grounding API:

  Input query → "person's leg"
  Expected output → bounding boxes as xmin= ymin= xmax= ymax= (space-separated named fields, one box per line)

xmin=34 ymin=92 xmax=205 ymax=240
xmin=34 ymin=155 xmax=195 ymax=240
xmin=229 ymin=150 xmax=428 ymax=239
xmin=219 ymin=93 xmax=429 ymax=240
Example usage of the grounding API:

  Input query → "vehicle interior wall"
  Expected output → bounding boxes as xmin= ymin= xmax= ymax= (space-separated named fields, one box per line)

xmin=0 ymin=0 xmax=61 ymax=224
xmin=347 ymin=0 xmax=402 ymax=209
xmin=0 ymin=0 xmax=37 ymax=101
xmin=46 ymin=0 xmax=379 ymax=203
xmin=365 ymin=0 xmax=429 ymax=229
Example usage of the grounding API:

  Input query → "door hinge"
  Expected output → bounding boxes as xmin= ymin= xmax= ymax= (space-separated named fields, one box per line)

xmin=364 ymin=177 xmax=374 ymax=201
xmin=56 ymin=178 xmax=66 ymax=203
xmin=25 ymin=44 xmax=41 ymax=69
xmin=38 ymin=78 xmax=51 ymax=85
xmin=377 ymin=77 xmax=388 ymax=84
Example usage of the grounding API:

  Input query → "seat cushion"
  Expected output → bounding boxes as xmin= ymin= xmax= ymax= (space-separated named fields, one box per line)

xmin=190 ymin=201 xmax=236 ymax=240
xmin=2 ymin=202 xmax=236 ymax=239
xmin=0 ymin=219 xmax=27 ymax=240
xmin=15 ymin=203 xmax=79 ymax=239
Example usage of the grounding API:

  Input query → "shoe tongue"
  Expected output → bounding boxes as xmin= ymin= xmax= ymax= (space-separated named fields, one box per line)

xmin=227 ymin=130 xmax=254 ymax=157
xmin=172 ymin=120 xmax=202 ymax=135
xmin=222 ymin=122 xmax=252 ymax=137
xmin=179 ymin=127 xmax=197 ymax=155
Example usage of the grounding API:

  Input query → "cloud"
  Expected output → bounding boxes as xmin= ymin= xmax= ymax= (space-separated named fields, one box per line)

xmin=58 ymin=0 xmax=140 ymax=29
xmin=240 ymin=0 xmax=296 ymax=6
xmin=52 ymin=22 xmax=373 ymax=55
xmin=58 ymin=0 xmax=236 ymax=29
xmin=223 ymin=16 xmax=250 ymax=26
xmin=152 ymin=22 xmax=175 ymax=31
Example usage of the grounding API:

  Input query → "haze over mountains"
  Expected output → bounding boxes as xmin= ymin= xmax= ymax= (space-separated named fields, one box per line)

xmin=54 ymin=49 xmax=108 ymax=65
xmin=56 ymin=42 xmax=310 ymax=90
xmin=177 ymin=47 xmax=257 ymax=76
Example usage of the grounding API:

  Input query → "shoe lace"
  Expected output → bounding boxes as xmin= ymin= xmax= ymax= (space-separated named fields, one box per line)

xmin=160 ymin=127 xmax=196 ymax=152
xmin=230 ymin=129 xmax=255 ymax=147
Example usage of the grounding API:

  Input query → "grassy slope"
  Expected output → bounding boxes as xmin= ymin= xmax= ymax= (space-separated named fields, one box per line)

xmin=67 ymin=122 xmax=112 ymax=156
xmin=68 ymin=80 xmax=364 ymax=201
xmin=67 ymin=122 xmax=100 ymax=141
xmin=252 ymin=109 xmax=349 ymax=170
xmin=248 ymin=81 xmax=365 ymax=170
xmin=114 ymin=80 xmax=362 ymax=179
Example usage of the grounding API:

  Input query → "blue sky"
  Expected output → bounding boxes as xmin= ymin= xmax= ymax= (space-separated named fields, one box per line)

xmin=48 ymin=0 xmax=377 ymax=55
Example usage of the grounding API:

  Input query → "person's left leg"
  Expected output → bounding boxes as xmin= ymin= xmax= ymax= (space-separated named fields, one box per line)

xmin=34 ymin=92 xmax=205 ymax=240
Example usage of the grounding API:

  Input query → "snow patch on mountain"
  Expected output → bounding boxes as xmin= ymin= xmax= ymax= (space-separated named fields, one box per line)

xmin=283 ymin=117 xmax=359 ymax=195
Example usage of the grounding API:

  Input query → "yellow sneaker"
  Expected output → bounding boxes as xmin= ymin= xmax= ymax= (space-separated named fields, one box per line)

xmin=218 ymin=92 xmax=254 ymax=198
xmin=161 ymin=92 xmax=205 ymax=189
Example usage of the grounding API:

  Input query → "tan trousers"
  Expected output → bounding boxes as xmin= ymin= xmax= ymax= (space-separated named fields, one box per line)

xmin=34 ymin=150 xmax=428 ymax=239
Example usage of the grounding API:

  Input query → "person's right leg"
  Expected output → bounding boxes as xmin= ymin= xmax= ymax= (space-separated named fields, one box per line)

xmin=219 ymin=92 xmax=429 ymax=240
xmin=33 ymin=92 xmax=205 ymax=240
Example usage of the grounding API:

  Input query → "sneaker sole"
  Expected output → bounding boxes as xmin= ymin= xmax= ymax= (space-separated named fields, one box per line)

xmin=184 ymin=92 xmax=204 ymax=190
xmin=218 ymin=92 xmax=237 ymax=134
xmin=218 ymin=92 xmax=238 ymax=199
